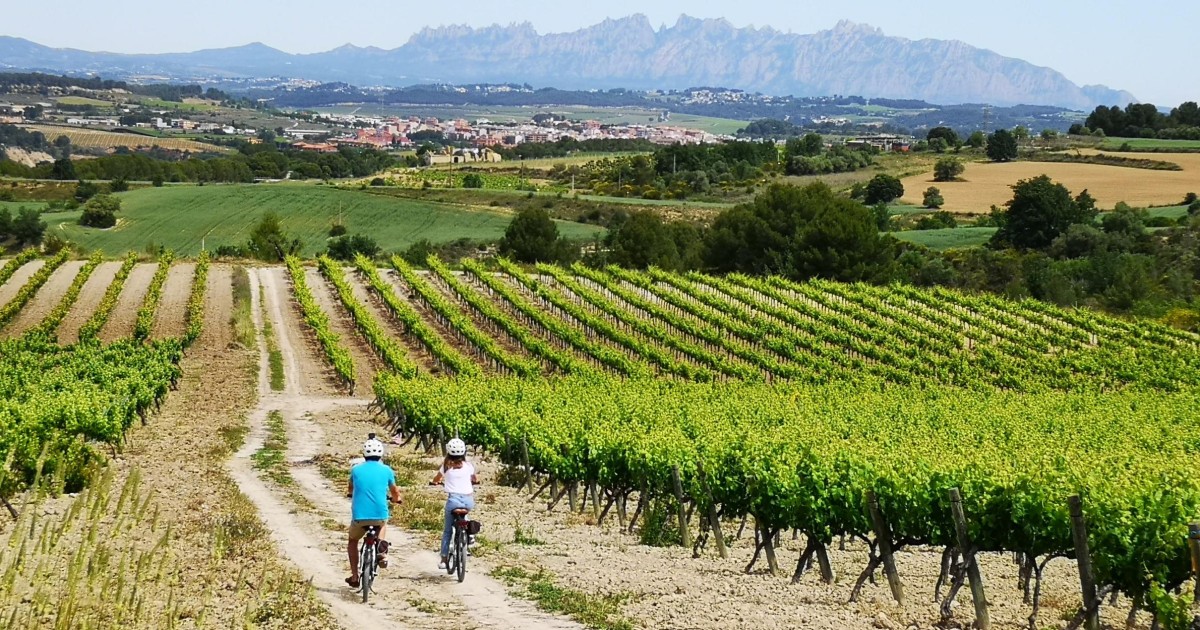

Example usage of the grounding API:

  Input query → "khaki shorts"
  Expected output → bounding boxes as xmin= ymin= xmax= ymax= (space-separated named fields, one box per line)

xmin=348 ymin=519 xmax=387 ymax=539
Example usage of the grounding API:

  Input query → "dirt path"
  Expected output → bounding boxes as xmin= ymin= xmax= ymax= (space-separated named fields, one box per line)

xmin=259 ymin=266 xmax=337 ymax=396
xmin=55 ymin=260 xmax=121 ymax=345
xmin=100 ymin=262 xmax=156 ymax=342
xmin=150 ymin=262 xmax=195 ymax=340
xmin=3 ymin=260 xmax=85 ymax=338
xmin=303 ymin=266 xmax=382 ymax=387
xmin=230 ymin=268 xmax=582 ymax=630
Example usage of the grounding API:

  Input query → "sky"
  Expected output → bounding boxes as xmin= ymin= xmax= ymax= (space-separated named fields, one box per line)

xmin=4 ymin=0 xmax=1196 ymax=105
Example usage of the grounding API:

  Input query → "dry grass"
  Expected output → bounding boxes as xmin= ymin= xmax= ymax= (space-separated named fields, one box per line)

xmin=901 ymin=151 xmax=1200 ymax=213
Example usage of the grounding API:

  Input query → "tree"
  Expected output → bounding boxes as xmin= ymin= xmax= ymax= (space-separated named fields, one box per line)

xmin=967 ymin=131 xmax=986 ymax=149
xmin=247 ymin=212 xmax=303 ymax=261
xmin=990 ymin=175 xmax=1098 ymax=250
xmin=79 ymin=194 xmax=120 ymax=228
xmin=933 ymin=157 xmax=965 ymax=182
xmin=928 ymin=137 xmax=948 ymax=153
xmin=109 ymin=177 xmax=129 ymax=193
xmin=462 ymin=173 xmax=484 ymax=189
xmin=703 ymin=182 xmax=895 ymax=282
xmin=74 ymin=180 xmax=99 ymax=202
xmin=605 ymin=211 xmax=681 ymax=270
xmin=499 ymin=207 xmax=573 ymax=263
xmin=1040 ymin=129 xmax=1059 ymax=142
xmin=926 ymin=126 xmax=960 ymax=148
xmin=11 ymin=206 xmax=46 ymax=246
xmin=923 ymin=187 xmax=945 ymax=209
xmin=863 ymin=174 xmax=904 ymax=205
xmin=986 ymin=129 xmax=1018 ymax=162
xmin=0 ymin=207 xmax=11 ymax=239
xmin=51 ymin=157 xmax=76 ymax=180
xmin=1012 ymin=126 xmax=1030 ymax=144
xmin=326 ymin=234 xmax=380 ymax=260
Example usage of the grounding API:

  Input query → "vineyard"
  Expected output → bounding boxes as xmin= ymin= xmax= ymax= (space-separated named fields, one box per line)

xmin=4 ymin=247 xmax=1200 ymax=628
xmin=266 ymin=255 xmax=1200 ymax=627
xmin=0 ymin=250 xmax=205 ymax=508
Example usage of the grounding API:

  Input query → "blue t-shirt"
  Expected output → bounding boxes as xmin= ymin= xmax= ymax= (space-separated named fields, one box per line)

xmin=350 ymin=460 xmax=396 ymax=521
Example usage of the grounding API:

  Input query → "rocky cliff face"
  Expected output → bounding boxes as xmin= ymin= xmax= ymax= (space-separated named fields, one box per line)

xmin=0 ymin=16 xmax=1136 ymax=108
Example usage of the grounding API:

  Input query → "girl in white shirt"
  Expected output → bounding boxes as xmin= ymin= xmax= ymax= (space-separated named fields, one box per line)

xmin=431 ymin=438 xmax=478 ymax=568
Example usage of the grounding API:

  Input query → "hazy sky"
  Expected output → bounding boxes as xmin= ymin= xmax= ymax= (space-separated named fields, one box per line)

xmin=5 ymin=0 xmax=1195 ymax=105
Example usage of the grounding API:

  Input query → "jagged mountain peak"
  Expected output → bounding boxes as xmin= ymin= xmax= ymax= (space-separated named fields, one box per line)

xmin=0 ymin=17 xmax=1136 ymax=108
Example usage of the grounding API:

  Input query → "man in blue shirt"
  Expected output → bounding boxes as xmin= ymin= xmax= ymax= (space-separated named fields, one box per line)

xmin=346 ymin=436 xmax=401 ymax=588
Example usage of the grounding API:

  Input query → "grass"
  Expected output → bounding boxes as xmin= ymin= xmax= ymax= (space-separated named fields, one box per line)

xmin=231 ymin=266 xmax=255 ymax=348
xmin=890 ymin=226 xmax=998 ymax=250
xmin=42 ymin=184 xmax=604 ymax=257
xmin=251 ymin=411 xmax=293 ymax=487
xmin=55 ymin=96 xmax=113 ymax=107
xmin=1101 ymin=138 xmax=1200 ymax=151
xmin=492 ymin=566 xmax=634 ymax=630
xmin=136 ymin=97 xmax=220 ymax=112
xmin=261 ymin=304 xmax=285 ymax=391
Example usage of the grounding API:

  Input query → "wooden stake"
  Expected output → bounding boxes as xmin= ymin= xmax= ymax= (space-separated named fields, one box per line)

xmin=437 ymin=426 xmax=446 ymax=457
xmin=696 ymin=461 xmax=727 ymax=559
xmin=567 ymin=482 xmax=577 ymax=512
xmin=589 ymin=482 xmax=600 ymax=520
xmin=1068 ymin=495 xmax=1099 ymax=630
xmin=521 ymin=437 xmax=534 ymax=494
xmin=866 ymin=490 xmax=904 ymax=604
xmin=949 ymin=488 xmax=990 ymax=629
xmin=671 ymin=465 xmax=691 ymax=548
xmin=1189 ymin=523 xmax=1200 ymax=605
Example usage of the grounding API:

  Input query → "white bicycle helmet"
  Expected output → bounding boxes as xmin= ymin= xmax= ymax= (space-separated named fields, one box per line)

xmin=446 ymin=438 xmax=467 ymax=457
xmin=363 ymin=437 xmax=385 ymax=458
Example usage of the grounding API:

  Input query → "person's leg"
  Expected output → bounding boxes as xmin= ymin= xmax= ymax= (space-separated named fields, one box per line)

xmin=347 ymin=521 xmax=364 ymax=583
xmin=440 ymin=499 xmax=454 ymax=563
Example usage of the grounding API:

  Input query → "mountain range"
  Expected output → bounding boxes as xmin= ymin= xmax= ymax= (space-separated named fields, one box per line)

xmin=0 ymin=15 xmax=1135 ymax=110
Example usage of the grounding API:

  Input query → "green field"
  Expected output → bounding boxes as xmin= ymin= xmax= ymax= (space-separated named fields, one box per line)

xmin=135 ymin=98 xmax=220 ymax=112
xmin=1101 ymin=138 xmax=1200 ymax=151
xmin=890 ymin=226 xmax=998 ymax=250
xmin=0 ymin=201 xmax=48 ymax=212
xmin=42 ymin=184 xmax=604 ymax=257
xmin=308 ymin=104 xmax=747 ymax=135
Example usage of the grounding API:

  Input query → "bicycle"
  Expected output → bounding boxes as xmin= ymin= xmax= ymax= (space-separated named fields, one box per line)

xmin=444 ymin=508 xmax=480 ymax=583
xmin=357 ymin=524 xmax=387 ymax=602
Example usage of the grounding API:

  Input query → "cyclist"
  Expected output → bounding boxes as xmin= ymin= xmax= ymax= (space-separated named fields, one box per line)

xmin=346 ymin=435 xmax=401 ymax=588
xmin=430 ymin=438 xmax=478 ymax=570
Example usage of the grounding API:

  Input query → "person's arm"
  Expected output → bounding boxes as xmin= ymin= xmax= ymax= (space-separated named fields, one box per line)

xmin=388 ymin=482 xmax=402 ymax=504
xmin=430 ymin=464 xmax=445 ymax=486
xmin=346 ymin=477 xmax=354 ymax=499
xmin=470 ymin=463 xmax=479 ymax=486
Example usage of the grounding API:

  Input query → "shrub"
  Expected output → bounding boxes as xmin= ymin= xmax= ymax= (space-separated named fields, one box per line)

xmin=933 ymin=157 xmax=965 ymax=182
xmin=462 ymin=173 xmax=485 ymax=189
xmin=1189 ymin=199 xmax=1200 ymax=215
xmin=923 ymin=186 xmax=945 ymax=209
xmin=79 ymin=193 xmax=120 ymax=229
xmin=369 ymin=177 xmax=387 ymax=187
xmin=329 ymin=223 xmax=348 ymax=237
xmin=863 ymin=174 xmax=904 ymax=205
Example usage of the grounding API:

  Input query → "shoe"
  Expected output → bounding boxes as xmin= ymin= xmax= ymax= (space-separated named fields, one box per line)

xmin=468 ymin=535 xmax=477 ymax=546
xmin=345 ymin=576 xmax=360 ymax=589
xmin=437 ymin=558 xmax=447 ymax=570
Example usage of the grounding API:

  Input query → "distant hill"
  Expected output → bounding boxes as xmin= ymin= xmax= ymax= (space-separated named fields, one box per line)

xmin=0 ymin=16 xmax=1136 ymax=109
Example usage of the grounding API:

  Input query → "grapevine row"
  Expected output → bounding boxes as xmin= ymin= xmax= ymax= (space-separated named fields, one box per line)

xmin=0 ymin=250 xmax=69 ymax=332
xmin=426 ymin=256 xmax=593 ymax=376
xmin=285 ymin=257 xmax=356 ymax=391
xmin=389 ymin=256 xmax=538 ymax=377
xmin=132 ymin=252 xmax=174 ymax=343
xmin=78 ymin=252 xmax=138 ymax=343
xmin=182 ymin=251 xmax=210 ymax=347
xmin=462 ymin=258 xmax=651 ymax=378
xmin=344 ymin=255 xmax=466 ymax=377
xmin=0 ymin=249 xmax=39 ymax=288
xmin=26 ymin=252 xmax=104 ymax=341
xmin=321 ymin=256 xmax=423 ymax=377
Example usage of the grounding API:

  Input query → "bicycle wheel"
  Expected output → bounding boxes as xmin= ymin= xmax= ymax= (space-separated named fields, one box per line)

xmin=361 ymin=543 xmax=375 ymax=603
xmin=445 ymin=539 xmax=456 ymax=575
xmin=456 ymin=528 xmax=467 ymax=583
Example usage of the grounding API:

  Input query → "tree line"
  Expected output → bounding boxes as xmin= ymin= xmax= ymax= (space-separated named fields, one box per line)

xmin=1080 ymin=101 xmax=1200 ymax=139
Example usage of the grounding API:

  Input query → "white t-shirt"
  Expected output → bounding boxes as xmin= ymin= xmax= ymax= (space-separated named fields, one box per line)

xmin=441 ymin=461 xmax=475 ymax=495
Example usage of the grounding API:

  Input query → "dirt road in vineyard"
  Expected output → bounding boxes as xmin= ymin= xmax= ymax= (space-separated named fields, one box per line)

xmin=228 ymin=268 xmax=580 ymax=630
